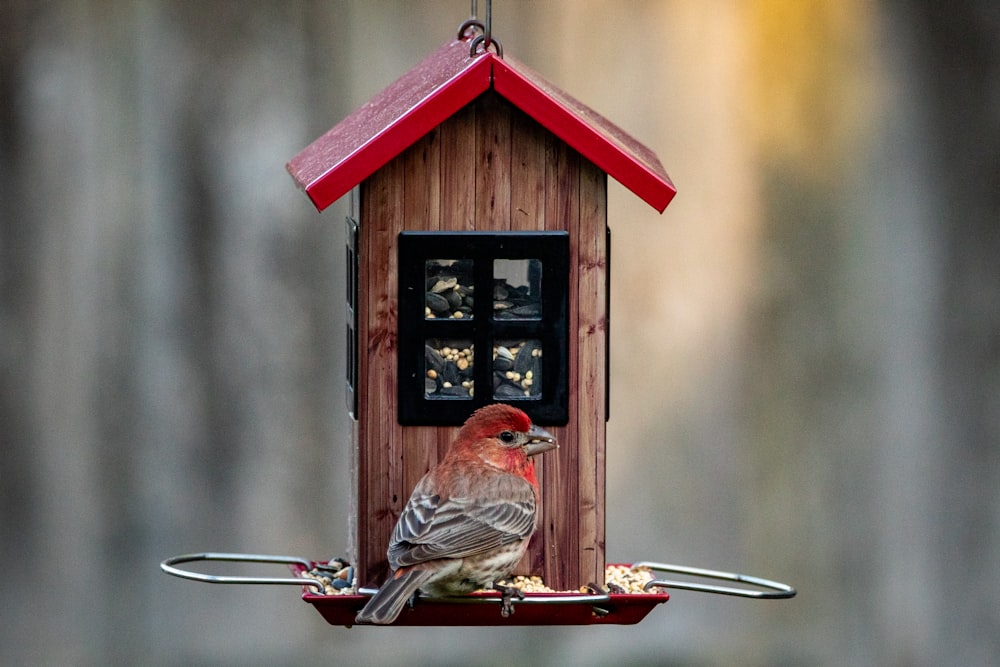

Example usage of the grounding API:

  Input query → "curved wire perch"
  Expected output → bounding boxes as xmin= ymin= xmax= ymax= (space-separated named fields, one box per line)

xmin=161 ymin=554 xmax=794 ymax=603
xmin=160 ymin=552 xmax=325 ymax=593
xmin=633 ymin=561 xmax=797 ymax=599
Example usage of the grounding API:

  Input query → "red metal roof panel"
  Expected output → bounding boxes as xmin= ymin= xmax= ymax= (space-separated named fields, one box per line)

xmin=288 ymin=38 xmax=675 ymax=213
xmin=493 ymin=55 xmax=676 ymax=213
xmin=287 ymin=39 xmax=492 ymax=211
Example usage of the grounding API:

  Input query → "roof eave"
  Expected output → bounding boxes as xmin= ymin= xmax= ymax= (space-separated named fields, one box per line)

xmin=287 ymin=39 xmax=675 ymax=214
xmin=287 ymin=40 xmax=492 ymax=212
xmin=492 ymin=55 xmax=676 ymax=213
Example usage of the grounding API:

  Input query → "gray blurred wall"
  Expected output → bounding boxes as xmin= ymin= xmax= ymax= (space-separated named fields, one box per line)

xmin=1 ymin=1 xmax=997 ymax=665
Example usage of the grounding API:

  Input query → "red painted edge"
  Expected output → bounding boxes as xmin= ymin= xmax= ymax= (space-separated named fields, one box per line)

xmin=294 ymin=563 xmax=669 ymax=627
xmin=493 ymin=56 xmax=676 ymax=213
xmin=287 ymin=42 xmax=493 ymax=212
xmin=287 ymin=40 xmax=675 ymax=214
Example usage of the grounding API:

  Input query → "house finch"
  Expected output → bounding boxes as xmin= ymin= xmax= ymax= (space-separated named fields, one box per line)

xmin=355 ymin=403 xmax=557 ymax=625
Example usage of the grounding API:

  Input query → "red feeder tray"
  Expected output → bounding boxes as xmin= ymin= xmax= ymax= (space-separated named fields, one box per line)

xmin=301 ymin=580 xmax=668 ymax=627
xmin=302 ymin=590 xmax=667 ymax=627
xmin=160 ymin=553 xmax=793 ymax=628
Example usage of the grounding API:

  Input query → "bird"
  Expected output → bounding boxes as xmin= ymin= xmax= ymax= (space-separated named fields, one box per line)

xmin=355 ymin=403 xmax=557 ymax=625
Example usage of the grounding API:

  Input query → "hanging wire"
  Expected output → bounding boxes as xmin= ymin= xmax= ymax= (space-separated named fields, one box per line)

xmin=484 ymin=0 xmax=492 ymax=49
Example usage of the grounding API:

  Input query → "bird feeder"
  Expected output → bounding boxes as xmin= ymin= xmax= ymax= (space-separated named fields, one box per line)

xmin=161 ymin=17 xmax=795 ymax=628
xmin=286 ymin=33 xmax=676 ymax=599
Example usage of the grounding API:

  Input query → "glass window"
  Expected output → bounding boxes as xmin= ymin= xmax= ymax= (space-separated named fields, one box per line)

xmin=398 ymin=231 xmax=568 ymax=426
xmin=493 ymin=258 xmax=542 ymax=320
xmin=425 ymin=339 xmax=474 ymax=399
xmin=425 ymin=259 xmax=474 ymax=320
xmin=493 ymin=339 xmax=542 ymax=399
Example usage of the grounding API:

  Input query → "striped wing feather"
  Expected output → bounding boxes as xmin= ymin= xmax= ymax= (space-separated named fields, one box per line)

xmin=388 ymin=470 xmax=536 ymax=569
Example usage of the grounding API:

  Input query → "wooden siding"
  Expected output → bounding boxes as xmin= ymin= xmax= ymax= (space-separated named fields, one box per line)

xmin=355 ymin=92 xmax=607 ymax=591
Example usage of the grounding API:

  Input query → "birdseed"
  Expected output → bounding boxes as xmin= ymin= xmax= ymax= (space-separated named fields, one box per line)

xmin=488 ymin=565 xmax=660 ymax=595
xmin=300 ymin=561 xmax=661 ymax=596
xmin=301 ymin=560 xmax=356 ymax=596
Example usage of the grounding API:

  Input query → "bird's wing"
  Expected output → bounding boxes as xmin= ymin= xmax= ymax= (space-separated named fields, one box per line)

xmin=387 ymin=472 xmax=536 ymax=569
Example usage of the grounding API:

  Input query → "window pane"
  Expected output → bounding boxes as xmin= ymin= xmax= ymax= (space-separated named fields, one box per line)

xmin=425 ymin=259 xmax=474 ymax=319
xmin=493 ymin=258 xmax=542 ymax=320
xmin=425 ymin=339 xmax=474 ymax=399
xmin=493 ymin=340 xmax=542 ymax=399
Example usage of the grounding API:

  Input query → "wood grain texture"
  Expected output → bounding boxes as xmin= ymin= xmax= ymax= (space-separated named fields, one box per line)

xmin=358 ymin=157 xmax=405 ymax=587
xmin=509 ymin=106 xmax=548 ymax=232
xmin=355 ymin=94 xmax=607 ymax=592
xmin=576 ymin=159 xmax=607 ymax=581
xmin=439 ymin=104 xmax=477 ymax=234
xmin=436 ymin=103 xmax=478 ymax=463
xmin=541 ymin=136 xmax=581 ymax=590
xmin=475 ymin=92 xmax=512 ymax=232
xmin=401 ymin=131 xmax=443 ymax=514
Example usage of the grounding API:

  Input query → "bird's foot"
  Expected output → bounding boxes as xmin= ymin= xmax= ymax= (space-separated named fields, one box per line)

xmin=493 ymin=582 xmax=525 ymax=618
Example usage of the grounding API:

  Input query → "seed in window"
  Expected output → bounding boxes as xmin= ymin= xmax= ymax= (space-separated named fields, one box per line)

xmin=493 ymin=259 xmax=542 ymax=320
xmin=425 ymin=340 xmax=474 ymax=398
xmin=493 ymin=340 xmax=542 ymax=399
xmin=425 ymin=259 xmax=474 ymax=319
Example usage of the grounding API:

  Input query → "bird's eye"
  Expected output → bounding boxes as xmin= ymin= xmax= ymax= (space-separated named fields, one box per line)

xmin=499 ymin=431 xmax=516 ymax=443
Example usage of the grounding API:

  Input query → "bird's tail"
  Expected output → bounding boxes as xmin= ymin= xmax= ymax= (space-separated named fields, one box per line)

xmin=355 ymin=566 xmax=436 ymax=625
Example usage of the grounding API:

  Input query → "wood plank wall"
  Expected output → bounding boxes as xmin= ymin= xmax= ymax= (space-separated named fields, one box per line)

xmin=356 ymin=92 xmax=607 ymax=592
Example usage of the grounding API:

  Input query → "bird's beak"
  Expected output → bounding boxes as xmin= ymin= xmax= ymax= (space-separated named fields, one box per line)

xmin=524 ymin=425 xmax=557 ymax=457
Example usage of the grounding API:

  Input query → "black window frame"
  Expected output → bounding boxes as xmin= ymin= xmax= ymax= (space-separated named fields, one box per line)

xmin=397 ymin=231 xmax=569 ymax=426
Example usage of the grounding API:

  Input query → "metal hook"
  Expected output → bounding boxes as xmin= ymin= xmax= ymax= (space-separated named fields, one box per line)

xmin=469 ymin=34 xmax=503 ymax=59
xmin=458 ymin=0 xmax=482 ymax=39
xmin=457 ymin=19 xmax=484 ymax=40
xmin=633 ymin=562 xmax=797 ymax=599
xmin=462 ymin=0 xmax=501 ymax=58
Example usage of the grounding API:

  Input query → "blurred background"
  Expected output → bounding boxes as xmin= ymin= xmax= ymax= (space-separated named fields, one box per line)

xmin=2 ymin=1 xmax=997 ymax=665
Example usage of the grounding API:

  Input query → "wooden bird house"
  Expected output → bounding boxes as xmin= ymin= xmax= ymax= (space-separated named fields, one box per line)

xmin=287 ymin=36 xmax=674 ymax=595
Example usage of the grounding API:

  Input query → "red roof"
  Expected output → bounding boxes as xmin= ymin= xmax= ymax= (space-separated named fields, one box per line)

xmin=287 ymin=37 xmax=675 ymax=213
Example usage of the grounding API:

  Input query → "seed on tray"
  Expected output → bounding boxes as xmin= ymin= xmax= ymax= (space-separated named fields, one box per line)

xmin=488 ymin=565 xmax=661 ymax=595
xmin=302 ymin=560 xmax=357 ymax=596
xmin=300 ymin=561 xmax=660 ymax=597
